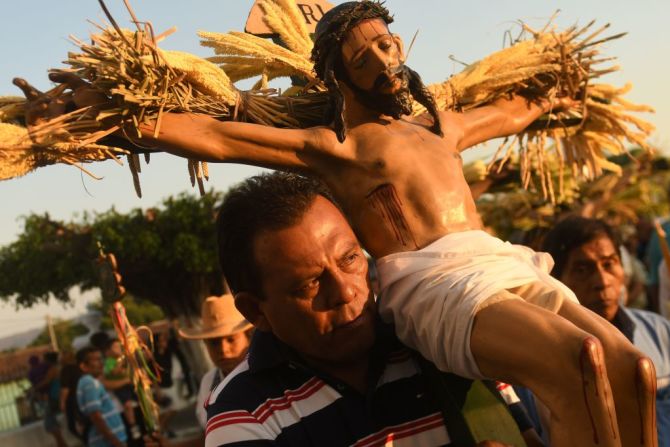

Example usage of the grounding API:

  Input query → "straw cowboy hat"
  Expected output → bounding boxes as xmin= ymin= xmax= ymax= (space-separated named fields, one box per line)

xmin=178 ymin=294 xmax=252 ymax=340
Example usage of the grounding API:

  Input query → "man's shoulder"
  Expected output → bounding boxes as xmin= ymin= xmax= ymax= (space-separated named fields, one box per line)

xmin=207 ymin=358 xmax=312 ymax=412
xmin=201 ymin=367 xmax=219 ymax=383
xmin=76 ymin=374 xmax=97 ymax=390
xmin=626 ymin=307 xmax=670 ymax=351
xmin=627 ymin=307 xmax=670 ymax=329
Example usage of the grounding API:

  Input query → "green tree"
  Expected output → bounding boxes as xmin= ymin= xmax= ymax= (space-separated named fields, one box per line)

xmin=0 ymin=191 xmax=225 ymax=317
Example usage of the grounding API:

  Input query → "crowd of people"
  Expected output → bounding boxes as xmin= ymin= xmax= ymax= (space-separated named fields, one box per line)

xmin=25 ymin=170 xmax=668 ymax=447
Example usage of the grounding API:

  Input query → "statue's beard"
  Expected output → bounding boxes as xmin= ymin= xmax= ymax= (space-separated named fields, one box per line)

xmin=344 ymin=65 xmax=414 ymax=119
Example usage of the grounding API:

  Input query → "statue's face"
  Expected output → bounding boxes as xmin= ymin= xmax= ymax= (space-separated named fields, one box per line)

xmin=340 ymin=18 xmax=404 ymax=95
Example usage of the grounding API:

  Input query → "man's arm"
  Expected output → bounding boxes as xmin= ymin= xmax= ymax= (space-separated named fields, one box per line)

xmin=88 ymin=410 xmax=125 ymax=447
xmin=445 ymin=95 xmax=572 ymax=152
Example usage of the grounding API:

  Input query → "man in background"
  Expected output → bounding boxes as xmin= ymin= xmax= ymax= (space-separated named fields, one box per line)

xmin=543 ymin=216 xmax=670 ymax=445
xmin=178 ymin=294 xmax=253 ymax=431
xmin=76 ymin=346 xmax=128 ymax=447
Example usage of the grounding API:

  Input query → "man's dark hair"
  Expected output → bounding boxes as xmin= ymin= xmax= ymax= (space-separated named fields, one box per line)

xmin=76 ymin=346 xmax=100 ymax=366
xmin=311 ymin=1 xmax=442 ymax=142
xmin=217 ymin=172 xmax=337 ymax=296
xmin=102 ymin=338 xmax=119 ymax=353
xmin=89 ymin=331 xmax=110 ymax=350
xmin=542 ymin=216 xmax=621 ymax=279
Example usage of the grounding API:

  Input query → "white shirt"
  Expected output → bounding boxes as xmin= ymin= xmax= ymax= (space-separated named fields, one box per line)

xmin=659 ymin=260 xmax=670 ymax=318
xmin=196 ymin=367 xmax=223 ymax=429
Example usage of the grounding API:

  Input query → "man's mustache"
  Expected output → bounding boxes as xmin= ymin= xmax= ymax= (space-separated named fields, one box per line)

xmin=372 ymin=64 xmax=407 ymax=91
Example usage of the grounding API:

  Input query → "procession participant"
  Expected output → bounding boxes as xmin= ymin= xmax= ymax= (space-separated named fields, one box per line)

xmin=178 ymin=294 xmax=253 ymax=430
xmin=76 ymin=346 xmax=128 ymax=447
xmin=206 ymin=171 xmax=539 ymax=447
xmin=14 ymin=2 xmax=656 ymax=445
xmin=543 ymin=216 xmax=670 ymax=446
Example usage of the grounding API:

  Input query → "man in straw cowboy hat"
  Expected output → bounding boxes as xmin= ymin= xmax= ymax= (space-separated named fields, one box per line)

xmin=179 ymin=295 xmax=253 ymax=431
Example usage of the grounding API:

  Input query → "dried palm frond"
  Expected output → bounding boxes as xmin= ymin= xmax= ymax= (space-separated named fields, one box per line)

xmin=258 ymin=0 xmax=313 ymax=57
xmin=199 ymin=30 xmax=315 ymax=84
xmin=0 ymin=2 xmax=655 ymax=200
xmin=473 ymin=150 xmax=670 ymax=240
xmin=0 ymin=119 xmax=127 ymax=181
xmin=0 ymin=97 xmax=25 ymax=123
xmin=419 ymin=21 xmax=655 ymax=200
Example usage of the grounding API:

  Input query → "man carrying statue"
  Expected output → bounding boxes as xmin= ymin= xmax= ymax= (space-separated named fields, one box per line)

xmin=13 ymin=1 xmax=657 ymax=445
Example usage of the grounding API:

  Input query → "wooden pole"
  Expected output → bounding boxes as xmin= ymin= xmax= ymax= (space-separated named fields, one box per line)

xmin=46 ymin=315 xmax=59 ymax=352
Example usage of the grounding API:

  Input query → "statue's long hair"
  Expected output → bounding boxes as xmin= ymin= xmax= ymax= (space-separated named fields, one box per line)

xmin=311 ymin=1 xmax=442 ymax=142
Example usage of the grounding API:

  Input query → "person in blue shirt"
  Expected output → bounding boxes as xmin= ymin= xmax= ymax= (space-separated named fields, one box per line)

xmin=76 ymin=346 xmax=128 ymax=447
xmin=539 ymin=216 xmax=670 ymax=446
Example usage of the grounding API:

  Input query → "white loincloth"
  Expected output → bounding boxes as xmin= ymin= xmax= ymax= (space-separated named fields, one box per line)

xmin=376 ymin=230 xmax=578 ymax=379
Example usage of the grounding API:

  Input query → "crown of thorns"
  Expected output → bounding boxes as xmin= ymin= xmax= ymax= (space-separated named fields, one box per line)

xmin=312 ymin=1 xmax=394 ymax=79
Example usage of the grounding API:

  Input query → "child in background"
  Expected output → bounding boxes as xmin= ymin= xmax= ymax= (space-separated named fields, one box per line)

xmin=103 ymin=338 xmax=142 ymax=440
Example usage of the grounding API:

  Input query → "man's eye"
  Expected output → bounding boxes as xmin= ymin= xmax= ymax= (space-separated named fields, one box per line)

xmin=603 ymin=260 xmax=618 ymax=271
xmin=573 ymin=266 xmax=590 ymax=276
xmin=297 ymin=280 xmax=319 ymax=294
xmin=343 ymin=253 xmax=360 ymax=265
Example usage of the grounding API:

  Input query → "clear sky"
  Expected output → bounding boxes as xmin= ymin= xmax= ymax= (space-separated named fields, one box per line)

xmin=0 ymin=1 xmax=668 ymax=336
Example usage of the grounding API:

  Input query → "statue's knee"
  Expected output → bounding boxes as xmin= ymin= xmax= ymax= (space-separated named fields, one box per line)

xmin=580 ymin=336 xmax=606 ymax=371
xmin=636 ymin=356 xmax=657 ymax=396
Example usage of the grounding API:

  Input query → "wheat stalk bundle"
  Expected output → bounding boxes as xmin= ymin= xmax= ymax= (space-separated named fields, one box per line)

xmin=419 ymin=21 xmax=655 ymax=201
xmin=0 ymin=0 xmax=655 ymax=201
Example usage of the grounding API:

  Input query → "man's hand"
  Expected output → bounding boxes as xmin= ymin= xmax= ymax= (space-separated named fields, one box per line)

xmin=143 ymin=432 xmax=167 ymax=447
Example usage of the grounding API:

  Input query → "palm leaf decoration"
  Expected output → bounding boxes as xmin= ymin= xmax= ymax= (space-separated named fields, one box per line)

xmin=0 ymin=0 xmax=655 ymax=199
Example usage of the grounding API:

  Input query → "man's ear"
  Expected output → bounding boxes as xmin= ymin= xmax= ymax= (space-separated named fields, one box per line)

xmin=392 ymin=34 xmax=405 ymax=64
xmin=235 ymin=292 xmax=271 ymax=332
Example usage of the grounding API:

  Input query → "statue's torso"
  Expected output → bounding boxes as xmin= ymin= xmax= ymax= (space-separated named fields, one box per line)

xmin=317 ymin=114 xmax=482 ymax=259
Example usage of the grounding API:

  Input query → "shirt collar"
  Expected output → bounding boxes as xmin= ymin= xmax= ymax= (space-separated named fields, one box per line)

xmin=610 ymin=306 xmax=636 ymax=342
xmin=246 ymin=330 xmax=301 ymax=373
xmin=246 ymin=320 xmax=399 ymax=378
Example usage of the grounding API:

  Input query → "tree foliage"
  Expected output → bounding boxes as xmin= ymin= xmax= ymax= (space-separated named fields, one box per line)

xmin=0 ymin=191 xmax=225 ymax=317
xmin=472 ymin=150 xmax=670 ymax=244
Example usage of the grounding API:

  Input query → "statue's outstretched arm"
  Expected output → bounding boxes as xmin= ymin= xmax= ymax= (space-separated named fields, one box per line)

xmin=450 ymin=95 xmax=573 ymax=152
xmin=137 ymin=112 xmax=336 ymax=172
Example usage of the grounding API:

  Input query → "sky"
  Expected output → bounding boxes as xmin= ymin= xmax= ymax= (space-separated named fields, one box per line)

xmin=0 ymin=0 xmax=668 ymax=338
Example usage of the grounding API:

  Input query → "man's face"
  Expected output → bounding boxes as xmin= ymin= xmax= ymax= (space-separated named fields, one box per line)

xmin=341 ymin=18 xmax=404 ymax=95
xmin=81 ymin=351 xmax=104 ymax=377
xmin=252 ymin=196 xmax=376 ymax=367
xmin=204 ymin=331 xmax=251 ymax=375
xmin=559 ymin=235 xmax=625 ymax=321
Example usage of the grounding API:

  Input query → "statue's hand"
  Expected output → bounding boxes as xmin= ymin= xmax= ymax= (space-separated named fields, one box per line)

xmin=13 ymin=72 xmax=110 ymax=132
xmin=545 ymin=94 xmax=579 ymax=113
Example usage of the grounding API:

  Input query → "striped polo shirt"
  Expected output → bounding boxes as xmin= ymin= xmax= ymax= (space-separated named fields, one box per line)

xmin=205 ymin=328 xmax=528 ymax=446
xmin=76 ymin=374 xmax=128 ymax=447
